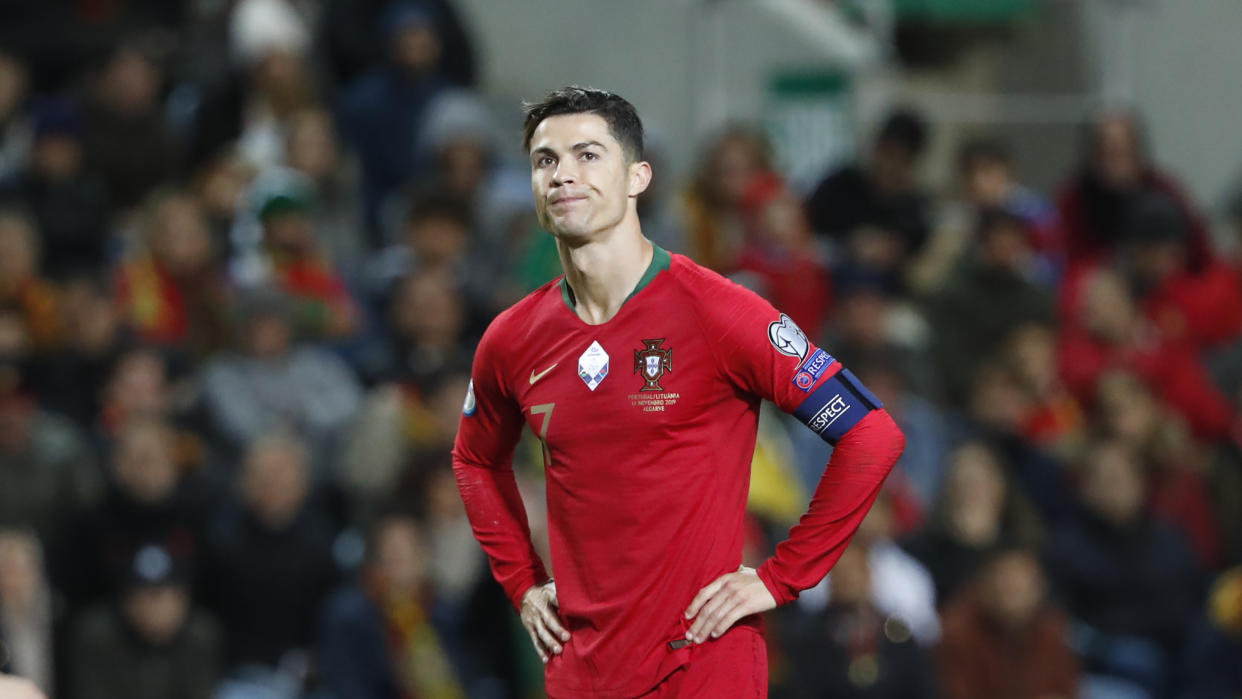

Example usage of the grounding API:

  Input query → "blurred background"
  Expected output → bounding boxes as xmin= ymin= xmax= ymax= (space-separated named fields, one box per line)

xmin=0 ymin=0 xmax=1241 ymax=698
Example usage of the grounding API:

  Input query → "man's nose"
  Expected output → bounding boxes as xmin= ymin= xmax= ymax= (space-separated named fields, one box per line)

xmin=553 ymin=159 xmax=578 ymax=185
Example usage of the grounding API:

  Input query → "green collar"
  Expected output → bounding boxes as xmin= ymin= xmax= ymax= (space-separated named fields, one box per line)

xmin=560 ymin=243 xmax=671 ymax=311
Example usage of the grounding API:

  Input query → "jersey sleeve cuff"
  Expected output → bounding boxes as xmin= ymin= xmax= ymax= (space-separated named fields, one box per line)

xmin=505 ymin=566 xmax=550 ymax=612
xmin=756 ymin=560 xmax=796 ymax=607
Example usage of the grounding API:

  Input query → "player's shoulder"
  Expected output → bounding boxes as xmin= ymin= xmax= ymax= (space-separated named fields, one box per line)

xmin=666 ymin=252 xmax=774 ymax=320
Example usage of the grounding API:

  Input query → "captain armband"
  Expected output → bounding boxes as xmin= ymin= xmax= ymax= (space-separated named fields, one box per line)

xmin=791 ymin=368 xmax=882 ymax=444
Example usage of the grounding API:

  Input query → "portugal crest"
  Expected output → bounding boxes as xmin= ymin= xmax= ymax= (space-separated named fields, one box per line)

xmin=634 ymin=338 xmax=673 ymax=392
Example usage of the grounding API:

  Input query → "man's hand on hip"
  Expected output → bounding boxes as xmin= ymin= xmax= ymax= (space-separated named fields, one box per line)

xmin=684 ymin=565 xmax=776 ymax=643
xmin=521 ymin=580 xmax=570 ymax=663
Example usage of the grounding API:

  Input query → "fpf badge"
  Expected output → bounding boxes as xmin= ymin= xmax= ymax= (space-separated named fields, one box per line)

xmin=634 ymin=339 xmax=672 ymax=392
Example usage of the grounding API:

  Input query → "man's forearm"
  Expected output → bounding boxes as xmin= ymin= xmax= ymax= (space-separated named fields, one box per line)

xmin=452 ymin=453 xmax=549 ymax=610
xmin=757 ymin=409 xmax=905 ymax=605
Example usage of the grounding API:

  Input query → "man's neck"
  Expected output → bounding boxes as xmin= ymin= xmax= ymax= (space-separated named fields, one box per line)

xmin=558 ymin=223 xmax=652 ymax=326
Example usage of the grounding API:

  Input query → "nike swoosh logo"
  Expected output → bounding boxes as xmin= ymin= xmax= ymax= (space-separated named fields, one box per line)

xmin=529 ymin=363 xmax=558 ymax=385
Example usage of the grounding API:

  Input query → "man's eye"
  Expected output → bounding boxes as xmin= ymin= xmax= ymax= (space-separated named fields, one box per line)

xmin=538 ymin=157 xmax=555 ymax=167
xmin=581 ymin=152 xmax=597 ymax=161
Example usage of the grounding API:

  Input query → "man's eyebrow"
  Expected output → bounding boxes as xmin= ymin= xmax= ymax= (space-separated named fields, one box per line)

xmin=530 ymin=141 xmax=608 ymax=158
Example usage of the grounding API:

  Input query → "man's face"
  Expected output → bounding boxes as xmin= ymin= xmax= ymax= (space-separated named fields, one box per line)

xmin=981 ymin=551 xmax=1044 ymax=629
xmin=123 ymin=585 xmax=189 ymax=645
xmin=529 ymin=113 xmax=647 ymax=242
xmin=1095 ymin=117 xmax=1142 ymax=189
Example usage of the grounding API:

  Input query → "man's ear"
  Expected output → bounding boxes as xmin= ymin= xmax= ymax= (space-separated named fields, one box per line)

xmin=628 ymin=160 xmax=652 ymax=198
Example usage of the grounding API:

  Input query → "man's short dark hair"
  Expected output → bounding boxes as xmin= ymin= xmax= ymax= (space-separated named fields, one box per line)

xmin=875 ymin=107 xmax=929 ymax=157
xmin=957 ymin=138 xmax=1011 ymax=174
xmin=522 ymin=86 xmax=644 ymax=162
xmin=405 ymin=189 xmax=471 ymax=229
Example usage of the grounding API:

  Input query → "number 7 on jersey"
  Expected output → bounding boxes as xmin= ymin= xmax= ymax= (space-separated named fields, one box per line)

xmin=531 ymin=403 xmax=555 ymax=469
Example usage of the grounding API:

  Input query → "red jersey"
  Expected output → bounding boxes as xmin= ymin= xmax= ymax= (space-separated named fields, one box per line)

xmin=453 ymin=245 xmax=904 ymax=697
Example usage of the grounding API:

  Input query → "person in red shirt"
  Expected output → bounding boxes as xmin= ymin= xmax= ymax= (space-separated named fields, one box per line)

xmin=735 ymin=171 xmax=833 ymax=341
xmin=451 ymin=87 xmax=905 ymax=698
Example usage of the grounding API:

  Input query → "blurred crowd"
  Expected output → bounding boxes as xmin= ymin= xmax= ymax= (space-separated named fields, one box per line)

xmin=0 ymin=1 xmax=1241 ymax=699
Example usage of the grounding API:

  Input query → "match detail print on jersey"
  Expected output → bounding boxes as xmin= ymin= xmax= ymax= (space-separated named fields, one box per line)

xmin=578 ymin=340 xmax=610 ymax=391
xmin=768 ymin=313 xmax=809 ymax=359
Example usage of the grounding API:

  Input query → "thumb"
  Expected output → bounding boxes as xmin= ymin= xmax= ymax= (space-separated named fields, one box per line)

xmin=546 ymin=581 xmax=559 ymax=607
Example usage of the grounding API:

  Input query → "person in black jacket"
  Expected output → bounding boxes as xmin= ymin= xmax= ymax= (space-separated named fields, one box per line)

xmin=1047 ymin=439 xmax=1201 ymax=697
xmin=777 ymin=545 xmax=937 ymax=699
xmin=200 ymin=433 xmax=338 ymax=676
xmin=804 ymin=107 xmax=932 ymax=286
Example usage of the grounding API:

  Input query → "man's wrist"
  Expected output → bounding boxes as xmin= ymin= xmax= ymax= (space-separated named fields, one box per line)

xmin=520 ymin=577 xmax=554 ymax=605
xmin=756 ymin=560 xmax=794 ymax=607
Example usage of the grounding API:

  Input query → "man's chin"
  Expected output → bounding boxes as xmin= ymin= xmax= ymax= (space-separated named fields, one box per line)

xmin=547 ymin=222 xmax=595 ymax=242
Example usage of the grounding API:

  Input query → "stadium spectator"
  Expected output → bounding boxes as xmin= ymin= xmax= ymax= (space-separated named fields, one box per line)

xmin=317 ymin=0 xmax=478 ymax=90
xmin=318 ymin=510 xmax=466 ymax=698
xmin=963 ymin=361 xmax=1071 ymax=523
xmin=1003 ymin=323 xmax=1086 ymax=456
xmin=282 ymin=106 xmax=367 ymax=279
xmin=190 ymin=149 xmax=255 ymax=262
xmin=0 ymin=51 xmax=29 ymax=181
xmin=823 ymin=267 xmax=935 ymax=398
xmin=903 ymin=441 xmax=1043 ymax=607
xmin=24 ymin=276 xmax=128 ymax=427
xmin=1056 ymin=110 xmax=1212 ymax=272
xmin=1048 ymin=440 xmax=1200 ymax=696
xmin=913 ymin=138 xmax=1061 ymax=293
xmin=375 ymin=270 xmax=471 ymax=390
xmin=82 ymin=44 xmax=177 ymax=215
xmin=0 ymin=529 xmax=54 ymax=696
xmin=1058 ymin=267 xmax=1235 ymax=442
xmin=201 ymin=287 xmax=362 ymax=458
xmin=682 ymin=125 xmax=773 ymax=272
xmin=229 ymin=0 xmax=318 ymax=171
xmin=66 ymin=543 xmax=221 ymax=699
xmin=806 ymin=107 xmax=932 ymax=283
xmin=364 ymin=192 xmax=475 ymax=323
xmin=937 ymin=545 xmax=1078 ymax=699
xmin=236 ymin=169 xmax=359 ymax=339
xmin=114 ymin=189 xmax=231 ymax=356
xmin=1181 ymin=566 xmax=1242 ymax=698
xmin=735 ymin=171 xmax=833 ymax=341
xmin=201 ymin=434 xmax=338 ymax=679
xmin=340 ymin=370 xmax=470 ymax=514
xmin=339 ymin=1 xmax=449 ymax=238
xmin=1095 ymin=371 xmax=1225 ymax=570
xmin=1118 ymin=193 xmax=1242 ymax=350
xmin=928 ymin=206 xmax=1055 ymax=406
xmin=52 ymin=416 xmax=207 ymax=612
xmin=415 ymin=90 xmax=537 ymax=310
xmin=0 ymin=98 xmax=110 ymax=281
xmin=0 ymin=368 xmax=101 ymax=538
xmin=779 ymin=545 xmax=937 ymax=699
xmin=0 ymin=209 xmax=58 ymax=351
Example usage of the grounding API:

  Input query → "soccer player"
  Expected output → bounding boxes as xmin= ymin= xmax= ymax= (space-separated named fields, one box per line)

xmin=452 ymin=87 xmax=906 ymax=698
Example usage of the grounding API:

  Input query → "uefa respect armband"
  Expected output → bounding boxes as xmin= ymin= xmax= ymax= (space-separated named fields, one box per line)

xmin=791 ymin=368 xmax=882 ymax=444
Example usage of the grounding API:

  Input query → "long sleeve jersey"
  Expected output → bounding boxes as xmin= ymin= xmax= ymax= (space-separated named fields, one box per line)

xmin=452 ymin=245 xmax=905 ymax=697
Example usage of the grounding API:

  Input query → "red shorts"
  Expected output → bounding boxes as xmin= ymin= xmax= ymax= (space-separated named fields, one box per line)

xmin=640 ymin=626 xmax=768 ymax=698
